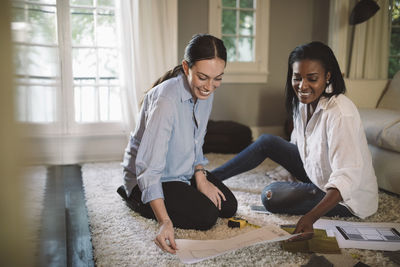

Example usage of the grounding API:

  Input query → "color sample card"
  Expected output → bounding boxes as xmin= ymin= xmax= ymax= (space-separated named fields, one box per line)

xmin=336 ymin=226 xmax=400 ymax=242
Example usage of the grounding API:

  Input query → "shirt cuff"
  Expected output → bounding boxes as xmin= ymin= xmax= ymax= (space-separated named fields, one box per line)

xmin=195 ymin=155 xmax=209 ymax=167
xmin=139 ymin=182 xmax=164 ymax=204
xmin=325 ymin=176 xmax=352 ymax=202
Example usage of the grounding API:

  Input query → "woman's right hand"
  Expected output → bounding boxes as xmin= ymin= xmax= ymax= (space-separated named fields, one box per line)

xmin=196 ymin=178 xmax=226 ymax=210
xmin=194 ymin=169 xmax=226 ymax=210
xmin=154 ymin=219 xmax=177 ymax=254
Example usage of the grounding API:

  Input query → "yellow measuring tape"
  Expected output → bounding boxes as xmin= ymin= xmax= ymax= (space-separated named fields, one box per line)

xmin=228 ymin=217 xmax=260 ymax=229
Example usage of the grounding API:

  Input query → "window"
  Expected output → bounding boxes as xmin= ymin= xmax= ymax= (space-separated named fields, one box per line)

xmin=209 ymin=0 xmax=269 ymax=83
xmin=389 ymin=0 xmax=400 ymax=78
xmin=12 ymin=1 xmax=59 ymax=125
xmin=220 ymin=0 xmax=255 ymax=62
xmin=11 ymin=0 xmax=124 ymax=135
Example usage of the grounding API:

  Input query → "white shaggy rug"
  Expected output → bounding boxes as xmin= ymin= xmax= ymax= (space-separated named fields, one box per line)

xmin=82 ymin=153 xmax=400 ymax=267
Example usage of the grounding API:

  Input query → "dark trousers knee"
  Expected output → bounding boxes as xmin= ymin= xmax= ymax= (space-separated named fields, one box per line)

xmin=124 ymin=175 xmax=237 ymax=230
xmin=187 ymin=205 xmax=219 ymax=230
xmin=261 ymin=181 xmax=354 ymax=217
xmin=261 ymin=181 xmax=321 ymax=215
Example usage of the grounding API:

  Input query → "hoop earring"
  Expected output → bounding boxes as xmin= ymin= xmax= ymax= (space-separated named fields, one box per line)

xmin=325 ymin=82 xmax=333 ymax=94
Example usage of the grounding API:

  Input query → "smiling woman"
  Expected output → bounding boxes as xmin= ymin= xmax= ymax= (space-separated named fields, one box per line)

xmin=118 ymin=34 xmax=237 ymax=255
xmin=211 ymin=41 xmax=378 ymax=242
xmin=291 ymin=59 xmax=331 ymax=114
xmin=182 ymin=57 xmax=225 ymax=100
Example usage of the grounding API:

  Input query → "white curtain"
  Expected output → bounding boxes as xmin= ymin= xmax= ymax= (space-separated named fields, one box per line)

xmin=348 ymin=0 xmax=390 ymax=79
xmin=328 ymin=0 xmax=351 ymax=75
xmin=118 ymin=0 xmax=178 ymax=134
xmin=329 ymin=0 xmax=390 ymax=79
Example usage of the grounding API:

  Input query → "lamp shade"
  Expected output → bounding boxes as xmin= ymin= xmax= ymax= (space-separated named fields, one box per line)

xmin=349 ymin=0 xmax=380 ymax=25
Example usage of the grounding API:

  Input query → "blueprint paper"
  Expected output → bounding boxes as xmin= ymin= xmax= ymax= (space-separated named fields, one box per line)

xmin=175 ymin=225 xmax=296 ymax=264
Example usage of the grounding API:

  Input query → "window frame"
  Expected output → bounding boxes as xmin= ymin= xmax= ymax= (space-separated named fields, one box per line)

xmin=209 ymin=0 xmax=270 ymax=83
xmin=12 ymin=0 xmax=125 ymax=137
xmin=12 ymin=1 xmax=63 ymax=135
xmin=60 ymin=0 xmax=125 ymax=135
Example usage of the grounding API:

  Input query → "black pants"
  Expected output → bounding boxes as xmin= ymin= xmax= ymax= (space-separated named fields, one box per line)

xmin=128 ymin=172 xmax=237 ymax=230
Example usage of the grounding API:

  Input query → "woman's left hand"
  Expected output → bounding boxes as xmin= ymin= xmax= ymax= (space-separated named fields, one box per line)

xmin=289 ymin=214 xmax=315 ymax=241
xmin=195 ymin=173 xmax=226 ymax=210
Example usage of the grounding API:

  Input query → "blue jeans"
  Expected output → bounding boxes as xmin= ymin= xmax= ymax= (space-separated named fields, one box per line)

xmin=211 ymin=134 xmax=353 ymax=217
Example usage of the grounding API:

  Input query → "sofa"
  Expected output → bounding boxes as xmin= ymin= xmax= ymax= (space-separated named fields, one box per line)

xmin=346 ymin=71 xmax=400 ymax=195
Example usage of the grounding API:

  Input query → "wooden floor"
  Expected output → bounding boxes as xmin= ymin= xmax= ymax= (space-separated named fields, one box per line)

xmin=39 ymin=165 xmax=94 ymax=267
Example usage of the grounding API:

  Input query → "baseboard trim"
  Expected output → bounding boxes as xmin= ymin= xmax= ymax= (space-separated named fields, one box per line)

xmin=250 ymin=126 xmax=286 ymax=139
xmin=23 ymin=134 xmax=127 ymax=165
xmin=23 ymin=126 xmax=287 ymax=164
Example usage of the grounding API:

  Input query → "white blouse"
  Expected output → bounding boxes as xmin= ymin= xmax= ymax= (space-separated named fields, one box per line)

xmin=292 ymin=94 xmax=378 ymax=219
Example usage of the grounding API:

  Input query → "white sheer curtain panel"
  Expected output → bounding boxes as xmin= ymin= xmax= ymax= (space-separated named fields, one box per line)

xmin=119 ymin=0 xmax=178 ymax=134
xmin=328 ymin=0 xmax=351 ymax=75
xmin=349 ymin=0 xmax=390 ymax=79
xmin=329 ymin=0 xmax=390 ymax=79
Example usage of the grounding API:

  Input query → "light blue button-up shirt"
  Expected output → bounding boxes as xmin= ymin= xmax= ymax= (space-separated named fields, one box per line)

xmin=122 ymin=73 xmax=213 ymax=204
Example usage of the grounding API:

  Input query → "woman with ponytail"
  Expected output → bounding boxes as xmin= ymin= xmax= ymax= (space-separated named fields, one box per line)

xmin=118 ymin=34 xmax=237 ymax=254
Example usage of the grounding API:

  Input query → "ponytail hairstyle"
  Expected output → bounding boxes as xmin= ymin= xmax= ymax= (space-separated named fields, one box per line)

xmin=284 ymin=41 xmax=346 ymax=117
xmin=148 ymin=33 xmax=227 ymax=91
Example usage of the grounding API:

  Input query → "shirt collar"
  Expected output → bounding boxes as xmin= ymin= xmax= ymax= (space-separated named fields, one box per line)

xmin=318 ymin=96 xmax=330 ymax=110
xmin=299 ymin=96 xmax=330 ymax=114
xmin=179 ymin=73 xmax=194 ymax=103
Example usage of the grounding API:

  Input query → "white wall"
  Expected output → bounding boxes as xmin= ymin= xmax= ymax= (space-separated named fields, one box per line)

xmin=0 ymin=1 xmax=32 ymax=265
xmin=178 ymin=0 xmax=330 ymax=138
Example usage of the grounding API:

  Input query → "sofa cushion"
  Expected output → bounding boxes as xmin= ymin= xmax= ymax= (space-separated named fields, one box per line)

xmin=378 ymin=70 xmax=400 ymax=111
xmin=381 ymin=121 xmax=400 ymax=153
xmin=359 ymin=108 xmax=400 ymax=152
xmin=368 ymin=145 xmax=400 ymax=195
